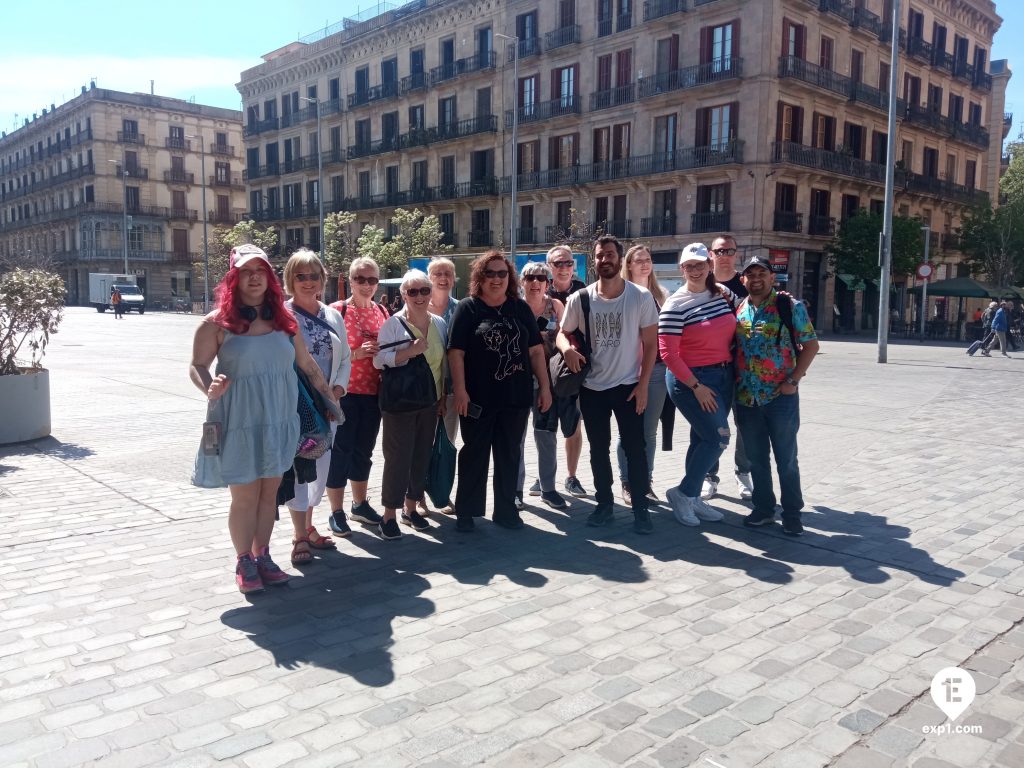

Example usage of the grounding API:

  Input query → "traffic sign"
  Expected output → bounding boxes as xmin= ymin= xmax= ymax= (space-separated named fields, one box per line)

xmin=916 ymin=263 xmax=933 ymax=280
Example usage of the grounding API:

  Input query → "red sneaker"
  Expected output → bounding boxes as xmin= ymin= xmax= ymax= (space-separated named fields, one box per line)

xmin=253 ymin=548 xmax=290 ymax=586
xmin=235 ymin=554 xmax=264 ymax=594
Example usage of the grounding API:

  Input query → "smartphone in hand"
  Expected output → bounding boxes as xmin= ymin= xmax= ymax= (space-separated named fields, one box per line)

xmin=467 ymin=403 xmax=482 ymax=419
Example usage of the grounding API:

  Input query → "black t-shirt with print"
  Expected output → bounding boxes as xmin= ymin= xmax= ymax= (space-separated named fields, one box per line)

xmin=721 ymin=271 xmax=748 ymax=300
xmin=548 ymin=277 xmax=586 ymax=306
xmin=448 ymin=296 xmax=543 ymax=409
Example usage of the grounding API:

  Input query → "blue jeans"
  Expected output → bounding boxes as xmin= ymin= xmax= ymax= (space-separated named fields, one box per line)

xmin=734 ymin=393 xmax=803 ymax=519
xmin=616 ymin=361 xmax=668 ymax=485
xmin=667 ymin=364 xmax=733 ymax=498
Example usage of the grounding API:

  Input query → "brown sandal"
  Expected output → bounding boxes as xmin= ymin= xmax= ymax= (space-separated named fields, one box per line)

xmin=306 ymin=526 xmax=336 ymax=550
xmin=290 ymin=536 xmax=313 ymax=565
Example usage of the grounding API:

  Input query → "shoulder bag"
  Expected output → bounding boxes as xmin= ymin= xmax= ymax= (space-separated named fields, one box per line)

xmin=548 ymin=290 xmax=592 ymax=398
xmin=378 ymin=317 xmax=438 ymax=413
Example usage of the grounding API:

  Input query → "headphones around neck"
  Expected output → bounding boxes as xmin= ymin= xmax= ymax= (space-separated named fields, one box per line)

xmin=238 ymin=304 xmax=274 ymax=322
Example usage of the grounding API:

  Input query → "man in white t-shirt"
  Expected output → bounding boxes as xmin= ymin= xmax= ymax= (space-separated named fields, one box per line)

xmin=557 ymin=235 xmax=660 ymax=533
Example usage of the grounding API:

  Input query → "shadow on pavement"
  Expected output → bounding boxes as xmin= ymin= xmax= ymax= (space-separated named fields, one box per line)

xmin=220 ymin=509 xmax=649 ymax=685
xmin=0 ymin=435 xmax=96 ymax=462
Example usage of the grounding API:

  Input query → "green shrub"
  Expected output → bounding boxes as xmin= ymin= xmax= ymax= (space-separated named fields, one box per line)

xmin=0 ymin=268 xmax=66 ymax=375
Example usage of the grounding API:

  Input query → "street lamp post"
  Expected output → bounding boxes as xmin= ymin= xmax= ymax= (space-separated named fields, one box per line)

xmin=877 ymin=0 xmax=901 ymax=363
xmin=495 ymin=33 xmax=519 ymax=258
xmin=919 ymin=225 xmax=930 ymax=341
xmin=187 ymin=133 xmax=210 ymax=312
xmin=107 ymin=158 xmax=129 ymax=274
xmin=300 ymin=96 xmax=325 ymax=261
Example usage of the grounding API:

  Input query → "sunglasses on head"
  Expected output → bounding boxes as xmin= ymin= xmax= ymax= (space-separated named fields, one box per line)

xmin=551 ymin=260 xmax=574 ymax=268
xmin=712 ymin=248 xmax=738 ymax=256
xmin=404 ymin=286 xmax=431 ymax=297
xmin=294 ymin=272 xmax=322 ymax=283
xmin=352 ymin=275 xmax=379 ymax=285
xmin=483 ymin=269 xmax=509 ymax=279
xmin=522 ymin=274 xmax=549 ymax=282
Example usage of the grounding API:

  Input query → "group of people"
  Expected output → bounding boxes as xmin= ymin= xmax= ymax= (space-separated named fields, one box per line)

xmin=189 ymin=233 xmax=819 ymax=594
xmin=979 ymin=299 xmax=1018 ymax=356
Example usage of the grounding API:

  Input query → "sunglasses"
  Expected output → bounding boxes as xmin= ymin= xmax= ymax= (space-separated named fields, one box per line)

xmin=551 ymin=260 xmax=574 ymax=268
xmin=522 ymin=274 xmax=549 ymax=282
xmin=483 ymin=269 xmax=509 ymax=279
xmin=712 ymin=248 xmax=738 ymax=256
xmin=352 ymin=275 xmax=380 ymax=285
xmin=404 ymin=286 xmax=431 ymax=297
xmin=682 ymin=262 xmax=708 ymax=271
xmin=294 ymin=272 xmax=322 ymax=283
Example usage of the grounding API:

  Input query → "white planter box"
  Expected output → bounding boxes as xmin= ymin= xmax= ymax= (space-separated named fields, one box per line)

xmin=0 ymin=368 xmax=51 ymax=444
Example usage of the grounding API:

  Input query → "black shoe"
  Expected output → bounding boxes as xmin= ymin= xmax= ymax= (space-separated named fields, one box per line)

xmin=456 ymin=517 xmax=475 ymax=532
xmin=782 ymin=517 xmax=804 ymax=536
xmin=351 ymin=501 xmax=382 ymax=525
xmin=540 ymin=490 xmax=568 ymax=510
xmin=744 ymin=509 xmax=776 ymax=527
xmin=586 ymin=504 xmax=615 ymax=527
xmin=401 ymin=510 xmax=431 ymax=531
xmin=378 ymin=518 xmax=402 ymax=540
xmin=328 ymin=512 xmax=352 ymax=537
xmin=494 ymin=515 xmax=525 ymax=530
xmin=633 ymin=508 xmax=653 ymax=535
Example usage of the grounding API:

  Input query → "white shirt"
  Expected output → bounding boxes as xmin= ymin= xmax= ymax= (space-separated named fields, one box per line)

xmin=561 ymin=281 xmax=659 ymax=391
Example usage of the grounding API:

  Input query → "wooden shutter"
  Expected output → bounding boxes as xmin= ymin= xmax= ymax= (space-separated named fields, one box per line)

xmin=731 ymin=20 xmax=741 ymax=58
xmin=549 ymin=136 xmax=559 ymax=169
xmin=700 ymin=26 xmax=713 ymax=65
xmin=696 ymin=107 xmax=709 ymax=146
xmin=670 ymin=34 xmax=679 ymax=71
xmin=729 ymin=102 xmax=739 ymax=141
xmin=616 ymin=50 xmax=632 ymax=87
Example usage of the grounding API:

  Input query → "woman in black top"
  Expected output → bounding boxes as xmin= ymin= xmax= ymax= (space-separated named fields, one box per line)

xmin=448 ymin=251 xmax=552 ymax=531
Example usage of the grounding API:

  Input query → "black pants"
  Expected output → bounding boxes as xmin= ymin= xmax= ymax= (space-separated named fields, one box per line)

xmin=381 ymin=404 xmax=437 ymax=509
xmin=455 ymin=405 xmax=529 ymax=524
xmin=327 ymin=393 xmax=381 ymax=488
xmin=579 ymin=384 xmax=648 ymax=513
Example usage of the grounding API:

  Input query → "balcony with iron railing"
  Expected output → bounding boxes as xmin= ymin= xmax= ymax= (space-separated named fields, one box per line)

xmin=2 ymin=162 xmax=98 ymax=201
xmin=115 ymin=165 xmax=148 ymax=180
xmin=508 ymin=37 xmax=542 ymax=61
xmin=773 ymin=211 xmax=803 ymax=233
xmin=165 ymin=137 xmax=192 ymax=151
xmin=117 ymin=131 xmax=145 ymax=145
xmin=506 ymin=96 xmax=580 ymax=128
xmin=545 ymin=24 xmax=581 ymax=50
xmin=319 ymin=97 xmax=344 ymax=116
xmin=441 ymin=231 xmax=458 ymax=248
xmin=598 ymin=17 xmax=613 ymax=37
xmin=545 ymin=224 xmax=571 ymax=242
xmin=468 ymin=230 xmax=493 ymax=247
xmin=601 ymin=219 xmax=632 ymax=238
xmin=348 ymin=115 xmax=498 ymax=159
xmin=940 ymin=233 xmax=962 ymax=251
xmin=808 ymin=215 xmax=836 ymax=237
xmin=691 ymin=211 xmax=729 ymax=234
xmin=323 ymin=178 xmax=500 ymax=214
xmin=44 ymin=129 xmax=94 ymax=158
xmin=643 ymin=0 xmax=687 ymax=22
xmin=772 ymin=141 xmax=888 ymax=183
xmin=210 ymin=174 xmax=244 ymax=188
xmin=851 ymin=5 xmax=882 ymax=36
xmin=243 ymin=163 xmax=280 ymax=182
xmin=280 ymin=104 xmax=318 ymax=129
xmin=399 ymin=72 xmax=427 ymax=95
xmin=209 ymin=143 xmax=234 ymax=157
xmin=209 ymin=209 xmax=244 ymax=225
xmin=517 ymin=227 xmax=538 ymax=245
xmin=164 ymin=170 xmax=195 ymax=185
xmin=244 ymin=117 xmax=279 ymax=137
xmin=590 ymin=83 xmax=636 ymax=111
xmin=904 ymin=105 xmax=990 ymax=148
xmin=907 ymin=36 xmax=933 ymax=63
xmin=511 ymin=141 xmax=744 ymax=193
xmin=779 ymin=57 xmax=907 ymax=116
xmin=347 ymin=81 xmax=400 ymax=109
xmin=641 ymin=215 xmax=677 ymax=237
xmin=429 ymin=50 xmax=497 ymax=86
xmin=638 ymin=57 xmax=743 ymax=98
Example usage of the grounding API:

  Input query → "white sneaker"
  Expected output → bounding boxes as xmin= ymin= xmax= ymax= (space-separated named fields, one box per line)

xmin=528 ymin=480 xmax=542 ymax=497
xmin=692 ymin=497 xmax=724 ymax=522
xmin=700 ymin=478 xmax=718 ymax=500
xmin=666 ymin=487 xmax=700 ymax=526
xmin=736 ymin=472 xmax=753 ymax=500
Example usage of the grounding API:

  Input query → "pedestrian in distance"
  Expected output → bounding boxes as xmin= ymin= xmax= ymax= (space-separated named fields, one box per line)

xmin=448 ymin=251 xmax=552 ymax=532
xmin=659 ymin=243 xmax=740 ymax=527
xmin=281 ymin=250 xmax=351 ymax=565
xmin=111 ymin=287 xmax=123 ymax=319
xmin=557 ymin=235 xmax=659 ymax=534
xmin=373 ymin=270 xmax=448 ymax=539
xmin=981 ymin=300 xmax=1011 ymax=357
xmin=190 ymin=244 xmax=336 ymax=594
xmin=733 ymin=255 xmax=819 ymax=536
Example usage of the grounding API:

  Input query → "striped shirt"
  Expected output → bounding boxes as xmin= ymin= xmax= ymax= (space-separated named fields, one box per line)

xmin=658 ymin=285 xmax=738 ymax=382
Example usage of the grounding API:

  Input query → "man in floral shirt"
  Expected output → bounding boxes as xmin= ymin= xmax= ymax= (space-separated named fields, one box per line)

xmin=734 ymin=255 xmax=819 ymax=536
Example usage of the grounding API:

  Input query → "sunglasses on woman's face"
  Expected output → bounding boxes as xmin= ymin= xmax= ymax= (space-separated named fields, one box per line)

xmin=404 ymin=286 xmax=431 ymax=297
xmin=294 ymin=272 xmax=322 ymax=283
xmin=522 ymin=274 xmax=549 ymax=282
xmin=483 ymin=269 xmax=509 ymax=279
xmin=352 ymin=275 xmax=379 ymax=285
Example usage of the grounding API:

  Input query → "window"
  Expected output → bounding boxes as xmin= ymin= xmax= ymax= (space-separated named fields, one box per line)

xmin=554 ymin=65 xmax=577 ymax=107
xmin=125 ymin=186 xmax=140 ymax=212
xmin=775 ymin=183 xmax=797 ymax=213
xmin=701 ymin=21 xmax=737 ymax=71
xmin=215 ymin=161 xmax=230 ymax=184
xmin=781 ymin=19 xmax=805 ymax=59
xmin=548 ymin=133 xmax=579 ymax=169
xmin=331 ymin=176 xmax=343 ymax=203
xmin=922 ymin=147 xmax=939 ymax=179
xmin=355 ymin=66 xmax=369 ymax=96
xmin=878 ymin=62 xmax=891 ymax=92
xmin=329 ymin=77 xmax=340 ymax=101
xmin=851 ymin=50 xmax=863 ymax=83
xmin=439 ymin=96 xmax=457 ymax=130
xmin=355 ymin=119 xmax=371 ymax=149
xmin=556 ymin=200 xmax=572 ymax=230
xmin=358 ymin=171 xmax=371 ymax=200
xmin=965 ymin=159 xmax=976 ymax=189
xmin=946 ymin=154 xmax=957 ymax=181
xmin=655 ymin=35 xmax=679 ymax=75
xmin=819 ymin=37 xmax=834 ymax=71
xmin=949 ymin=94 xmax=964 ymax=123
xmin=843 ymin=123 xmax=865 ymax=159
xmin=172 ymin=190 xmax=187 ymax=214
xmin=173 ymin=230 xmax=189 ymax=256
xmin=593 ymin=127 xmax=610 ymax=163
xmin=811 ymin=114 xmax=834 ymax=150
xmin=470 ymin=149 xmax=493 ymax=182
xmin=439 ymin=212 xmax=455 ymax=239
xmin=872 ymin=130 xmax=888 ymax=164
xmin=409 ymin=105 xmax=425 ymax=130
xmin=476 ymin=87 xmax=491 ymax=119
xmin=653 ymin=114 xmax=676 ymax=154
xmin=597 ymin=55 xmax=612 ymax=92
xmin=441 ymin=156 xmax=456 ymax=188
xmin=518 ymin=140 xmax=540 ymax=173
xmin=612 ymin=123 xmax=630 ymax=160
xmin=901 ymin=140 xmax=913 ymax=169
xmin=519 ymin=75 xmax=538 ymax=114
xmin=697 ymin=103 xmax=737 ymax=148
xmin=904 ymin=75 xmax=921 ymax=108
xmin=776 ymin=103 xmax=803 ymax=143
xmin=122 ymin=119 xmax=139 ymax=139
xmin=927 ymin=85 xmax=943 ymax=113
xmin=696 ymin=184 xmax=728 ymax=214
xmin=412 ymin=160 xmax=428 ymax=191
xmin=169 ymin=125 xmax=185 ymax=146
xmin=968 ymin=102 xmax=982 ymax=126
xmin=841 ymin=194 xmax=859 ymax=222
xmin=516 ymin=11 xmax=538 ymax=42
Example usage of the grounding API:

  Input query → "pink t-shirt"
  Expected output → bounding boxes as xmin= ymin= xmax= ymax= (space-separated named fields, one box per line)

xmin=657 ymin=286 xmax=738 ymax=381
xmin=331 ymin=301 xmax=388 ymax=395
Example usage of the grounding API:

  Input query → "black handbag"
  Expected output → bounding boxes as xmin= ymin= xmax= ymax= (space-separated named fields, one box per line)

xmin=549 ymin=291 xmax=592 ymax=398
xmin=378 ymin=318 xmax=438 ymax=413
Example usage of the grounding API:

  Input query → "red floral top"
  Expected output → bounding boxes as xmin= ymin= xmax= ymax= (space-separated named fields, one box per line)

xmin=330 ymin=301 xmax=388 ymax=395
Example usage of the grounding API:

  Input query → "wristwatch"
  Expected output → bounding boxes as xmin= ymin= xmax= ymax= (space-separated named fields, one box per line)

xmin=785 ymin=376 xmax=799 ymax=387
xmin=690 ymin=381 xmax=701 ymax=391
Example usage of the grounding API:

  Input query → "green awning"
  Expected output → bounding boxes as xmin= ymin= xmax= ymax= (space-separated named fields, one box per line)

xmin=837 ymin=273 xmax=867 ymax=291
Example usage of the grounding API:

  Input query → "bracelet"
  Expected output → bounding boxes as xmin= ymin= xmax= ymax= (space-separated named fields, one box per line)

xmin=785 ymin=376 xmax=799 ymax=387
xmin=690 ymin=381 xmax=701 ymax=391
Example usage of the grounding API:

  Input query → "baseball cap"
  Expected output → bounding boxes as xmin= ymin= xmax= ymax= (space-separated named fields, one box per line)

xmin=230 ymin=244 xmax=271 ymax=270
xmin=679 ymin=243 xmax=710 ymax=264
xmin=988 ymin=301 xmax=998 ymax=308
xmin=741 ymin=254 xmax=773 ymax=274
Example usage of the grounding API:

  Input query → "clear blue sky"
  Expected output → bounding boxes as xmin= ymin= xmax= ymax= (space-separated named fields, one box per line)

xmin=1 ymin=0 xmax=1021 ymax=143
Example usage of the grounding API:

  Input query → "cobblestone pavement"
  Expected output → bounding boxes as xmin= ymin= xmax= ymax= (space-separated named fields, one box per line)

xmin=1 ymin=308 xmax=1022 ymax=768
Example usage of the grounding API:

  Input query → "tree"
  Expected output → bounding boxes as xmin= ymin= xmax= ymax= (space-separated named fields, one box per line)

xmin=957 ymin=202 xmax=1022 ymax=287
xmin=322 ymin=211 xmax=358 ymax=279
xmin=194 ymin=220 xmax=279 ymax=289
xmin=547 ymin=207 xmax=608 ymax=257
xmin=827 ymin=211 xmax=923 ymax=282
xmin=355 ymin=208 xmax=453 ymax=276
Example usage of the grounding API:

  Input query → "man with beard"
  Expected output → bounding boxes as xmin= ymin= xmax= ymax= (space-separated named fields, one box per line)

xmin=556 ymin=235 xmax=659 ymax=533
xmin=734 ymin=256 xmax=819 ymax=536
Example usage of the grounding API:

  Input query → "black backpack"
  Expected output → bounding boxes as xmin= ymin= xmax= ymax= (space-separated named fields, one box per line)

xmin=775 ymin=291 xmax=802 ymax=354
